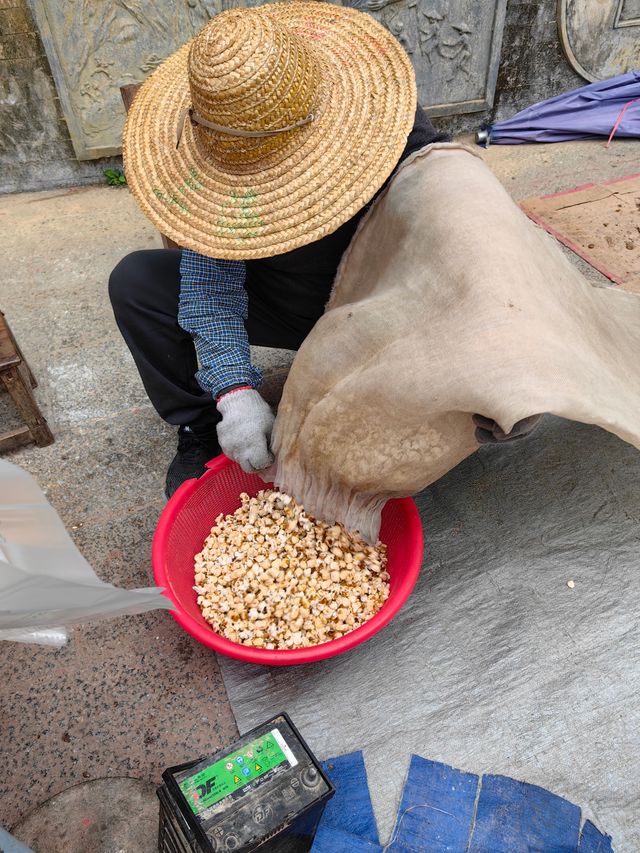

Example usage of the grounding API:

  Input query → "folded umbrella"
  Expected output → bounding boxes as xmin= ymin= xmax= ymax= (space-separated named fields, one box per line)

xmin=477 ymin=70 xmax=640 ymax=145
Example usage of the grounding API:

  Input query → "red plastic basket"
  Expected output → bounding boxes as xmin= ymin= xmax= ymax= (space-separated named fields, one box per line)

xmin=152 ymin=456 xmax=424 ymax=665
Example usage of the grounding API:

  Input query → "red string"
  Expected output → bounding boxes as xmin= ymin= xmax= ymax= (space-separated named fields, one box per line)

xmin=216 ymin=385 xmax=253 ymax=402
xmin=605 ymin=97 xmax=640 ymax=148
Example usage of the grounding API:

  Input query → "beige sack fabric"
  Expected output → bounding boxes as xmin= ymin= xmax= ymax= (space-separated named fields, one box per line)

xmin=272 ymin=143 xmax=640 ymax=542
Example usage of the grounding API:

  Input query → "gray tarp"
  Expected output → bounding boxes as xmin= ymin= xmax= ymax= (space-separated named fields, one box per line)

xmin=220 ymin=416 xmax=640 ymax=851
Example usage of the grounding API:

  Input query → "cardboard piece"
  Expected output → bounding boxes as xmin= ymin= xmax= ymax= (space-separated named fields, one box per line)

xmin=521 ymin=173 xmax=640 ymax=294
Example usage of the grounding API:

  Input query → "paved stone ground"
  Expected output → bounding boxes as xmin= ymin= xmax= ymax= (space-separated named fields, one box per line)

xmin=0 ymin=183 xmax=293 ymax=838
xmin=0 ymin=135 xmax=638 ymax=843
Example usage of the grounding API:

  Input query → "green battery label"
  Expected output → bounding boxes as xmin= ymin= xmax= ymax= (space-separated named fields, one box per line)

xmin=179 ymin=728 xmax=297 ymax=816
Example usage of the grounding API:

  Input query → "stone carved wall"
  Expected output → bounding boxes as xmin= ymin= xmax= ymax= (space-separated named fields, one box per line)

xmin=224 ymin=0 xmax=508 ymax=117
xmin=28 ymin=0 xmax=222 ymax=159
xmin=342 ymin=0 xmax=507 ymax=115
xmin=615 ymin=0 xmax=640 ymax=26
xmin=29 ymin=0 xmax=506 ymax=160
xmin=558 ymin=0 xmax=640 ymax=81
xmin=5 ymin=0 xmax=587 ymax=191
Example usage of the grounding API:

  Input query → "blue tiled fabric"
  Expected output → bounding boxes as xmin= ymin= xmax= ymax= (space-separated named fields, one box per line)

xmin=470 ymin=774 xmax=581 ymax=853
xmin=578 ymin=820 xmax=614 ymax=853
xmin=386 ymin=755 xmax=479 ymax=853
xmin=318 ymin=752 xmax=380 ymax=844
xmin=311 ymin=825 xmax=383 ymax=852
xmin=0 ymin=827 xmax=34 ymax=852
xmin=177 ymin=249 xmax=262 ymax=400
xmin=311 ymin=752 xmax=613 ymax=853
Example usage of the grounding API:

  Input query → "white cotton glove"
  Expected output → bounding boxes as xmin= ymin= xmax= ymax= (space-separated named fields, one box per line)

xmin=216 ymin=389 xmax=275 ymax=473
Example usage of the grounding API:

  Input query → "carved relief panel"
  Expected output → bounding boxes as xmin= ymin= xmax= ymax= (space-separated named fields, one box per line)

xmin=559 ymin=0 xmax=640 ymax=81
xmin=348 ymin=0 xmax=507 ymax=116
xmin=28 ymin=0 xmax=222 ymax=159
xmin=224 ymin=0 xmax=508 ymax=118
xmin=29 ymin=0 xmax=506 ymax=160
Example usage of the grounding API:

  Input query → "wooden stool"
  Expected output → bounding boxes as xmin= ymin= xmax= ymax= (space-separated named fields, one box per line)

xmin=0 ymin=311 xmax=54 ymax=451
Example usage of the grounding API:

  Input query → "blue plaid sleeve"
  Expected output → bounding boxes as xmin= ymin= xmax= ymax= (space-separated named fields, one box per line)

xmin=177 ymin=249 xmax=262 ymax=400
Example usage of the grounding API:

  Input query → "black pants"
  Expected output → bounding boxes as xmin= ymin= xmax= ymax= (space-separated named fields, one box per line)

xmin=108 ymin=249 xmax=322 ymax=429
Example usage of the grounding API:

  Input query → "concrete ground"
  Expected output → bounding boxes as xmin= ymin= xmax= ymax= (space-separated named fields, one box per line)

xmin=0 ymin=184 xmax=293 ymax=838
xmin=1 ymin=135 xmax=638 ymax=842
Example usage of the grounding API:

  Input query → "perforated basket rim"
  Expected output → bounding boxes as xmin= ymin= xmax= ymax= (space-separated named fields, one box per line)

xmin=152 ymin=455 xmax=424 ymax=666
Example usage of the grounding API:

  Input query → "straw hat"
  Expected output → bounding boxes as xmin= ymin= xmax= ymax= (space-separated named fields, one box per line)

xmin=123 ymin=1 xmax=417 ymax=260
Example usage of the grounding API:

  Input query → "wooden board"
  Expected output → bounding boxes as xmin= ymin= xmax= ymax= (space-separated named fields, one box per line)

xmin=520 ymin=173 xmax=640 ymax=294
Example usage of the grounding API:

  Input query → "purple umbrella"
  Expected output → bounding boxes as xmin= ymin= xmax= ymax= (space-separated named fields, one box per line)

xmin=476 ymin=70 xmax=640 ymax=145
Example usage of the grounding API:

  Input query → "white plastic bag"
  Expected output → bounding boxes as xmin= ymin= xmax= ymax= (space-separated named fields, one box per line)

xmin=0 ymin=459 xmax=172 ymax=645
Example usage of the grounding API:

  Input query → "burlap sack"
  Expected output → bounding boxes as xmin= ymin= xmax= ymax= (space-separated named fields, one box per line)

xmin=272 ymin=144 xmax=640 ymax=541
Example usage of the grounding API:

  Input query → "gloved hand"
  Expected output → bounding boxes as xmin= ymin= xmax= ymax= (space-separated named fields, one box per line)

xmin=473 ymin=413 xmax=544 ymax=444
xmin=216 ymin=388 xmax=275 ymax=473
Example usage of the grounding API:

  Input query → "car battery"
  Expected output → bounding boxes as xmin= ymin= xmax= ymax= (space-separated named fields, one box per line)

xmin=158 ymin=712 xmax=334 ymax=853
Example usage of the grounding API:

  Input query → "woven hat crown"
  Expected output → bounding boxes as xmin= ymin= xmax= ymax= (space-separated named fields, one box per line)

xmin=123 ymin=2 xmax=417 ymax=259
xmin=187 ymin=8 xmax=320 ymax=166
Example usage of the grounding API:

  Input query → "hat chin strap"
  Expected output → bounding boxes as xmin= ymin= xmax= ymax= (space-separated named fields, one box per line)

xmin=176 ymin=106 xmax=315 ymax=148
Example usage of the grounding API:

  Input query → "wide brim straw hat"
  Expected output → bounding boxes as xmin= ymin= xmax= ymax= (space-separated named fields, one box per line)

xmin=123 ymin=1 xmax=417 ymax=260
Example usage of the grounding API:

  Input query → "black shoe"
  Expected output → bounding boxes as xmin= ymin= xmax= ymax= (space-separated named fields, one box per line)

xmin=165 ymin=425 xmax=221 ymax=499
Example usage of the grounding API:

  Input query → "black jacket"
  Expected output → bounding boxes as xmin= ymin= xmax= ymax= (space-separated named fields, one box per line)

xmin=244 ymin=105 xmax=448 ymax=348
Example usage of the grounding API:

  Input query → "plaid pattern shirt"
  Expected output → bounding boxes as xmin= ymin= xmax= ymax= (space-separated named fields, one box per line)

xmin=177 ymin=249 xmax=262 ymax=400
